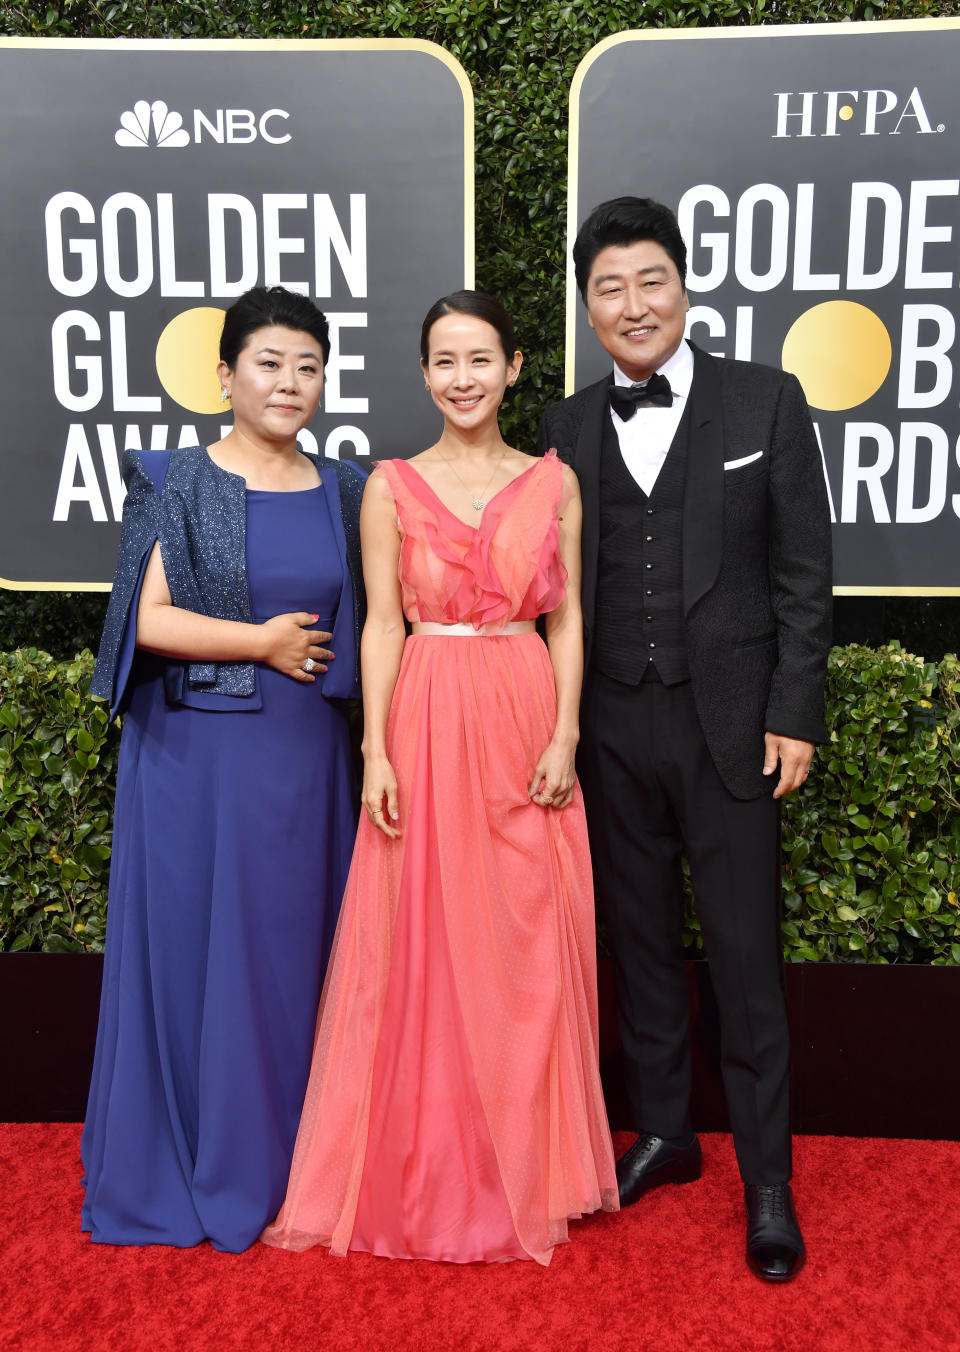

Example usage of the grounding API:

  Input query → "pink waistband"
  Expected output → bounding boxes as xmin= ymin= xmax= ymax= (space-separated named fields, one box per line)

xmin=410 ymin=621 xmax=536 ymax=637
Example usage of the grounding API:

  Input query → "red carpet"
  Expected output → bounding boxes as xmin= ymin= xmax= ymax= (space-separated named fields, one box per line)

xmin=2 ymin=1126 xmax=959 ymax=1352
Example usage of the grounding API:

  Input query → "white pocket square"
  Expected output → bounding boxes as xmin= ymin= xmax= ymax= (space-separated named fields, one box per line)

xmin=723 ymin=451 xmax=763 ymax=471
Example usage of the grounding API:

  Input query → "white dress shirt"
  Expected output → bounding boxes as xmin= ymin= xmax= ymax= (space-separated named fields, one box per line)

xmin=610 ymin=340 xmax=694 ymax=496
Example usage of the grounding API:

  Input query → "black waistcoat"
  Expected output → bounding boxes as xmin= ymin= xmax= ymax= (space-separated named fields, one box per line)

xmin=593 ymin=404 xmax=691 ymax=686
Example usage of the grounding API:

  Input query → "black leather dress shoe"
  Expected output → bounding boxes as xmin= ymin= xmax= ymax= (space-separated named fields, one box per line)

xmin=744 ymin=1183 xmax=806 ymax=1282
xmin=615 ymin=1133 xmax=702 ymax=1207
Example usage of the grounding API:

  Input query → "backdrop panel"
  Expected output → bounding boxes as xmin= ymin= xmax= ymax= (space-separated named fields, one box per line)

xmin=0 ymin=38 xmax=473 ymax=589
xmin=570 ymin=19 xmax=960 ymax=595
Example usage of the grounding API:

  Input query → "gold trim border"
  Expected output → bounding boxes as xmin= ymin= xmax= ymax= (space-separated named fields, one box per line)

xmin=0 ymin=577 xmax=112 ymax=593
xmin=0 ymin=36 xmax=474 ymax=592
xmin=833 ymin=586 xmax=960 ymax=597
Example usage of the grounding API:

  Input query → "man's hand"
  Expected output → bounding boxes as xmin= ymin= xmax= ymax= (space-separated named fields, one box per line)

xmin=763 ymin=732 xmax=815 ymax=799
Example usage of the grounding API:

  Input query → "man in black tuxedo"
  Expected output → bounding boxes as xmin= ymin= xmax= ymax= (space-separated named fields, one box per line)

xmin=538 ymin=197 xmax=832 ymax=1283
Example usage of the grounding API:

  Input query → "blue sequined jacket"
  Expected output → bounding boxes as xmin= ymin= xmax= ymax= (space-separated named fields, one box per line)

xmin=90 ymin=446 xmax=367 ymax=718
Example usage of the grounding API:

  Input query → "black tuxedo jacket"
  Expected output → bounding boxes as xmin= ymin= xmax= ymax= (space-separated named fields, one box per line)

xmin=537 ymin=342 xmax=833 ymax=800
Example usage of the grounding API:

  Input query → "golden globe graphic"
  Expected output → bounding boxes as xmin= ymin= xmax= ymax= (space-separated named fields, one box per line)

xmin=155 ymin=308 xmax=229 ymax=415
xmin=571 ymin=20 xmax=960 ymax=593
xmin=0 ymin=37 xmax=473 ymax=589
xmin=781 ymin=302 xmax=892 ymax=413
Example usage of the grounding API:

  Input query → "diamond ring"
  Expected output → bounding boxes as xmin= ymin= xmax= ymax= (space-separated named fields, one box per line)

xmin=302 ymin=658 xmax=317 ymax=673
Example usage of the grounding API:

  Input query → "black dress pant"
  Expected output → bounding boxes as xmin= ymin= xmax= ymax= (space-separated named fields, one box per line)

xmin=580 ymin=669 xmax=791 ymax=1185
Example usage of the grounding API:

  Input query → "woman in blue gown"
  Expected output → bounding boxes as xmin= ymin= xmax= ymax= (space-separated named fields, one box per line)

xmin=82 ymin=286 xmax=366 ymax=1251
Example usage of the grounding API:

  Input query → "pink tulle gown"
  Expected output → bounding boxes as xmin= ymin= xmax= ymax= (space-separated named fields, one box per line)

xmin=261 ymin=451 xmax=618 ymax=1265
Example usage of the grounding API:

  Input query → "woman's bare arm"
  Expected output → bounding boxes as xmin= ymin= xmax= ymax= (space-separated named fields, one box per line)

xmin=136 ymin=541 xmax=333 ymax=684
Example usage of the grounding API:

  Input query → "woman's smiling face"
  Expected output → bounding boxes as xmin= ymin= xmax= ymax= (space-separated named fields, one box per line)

xmin=421 ymin=313 xmax=521 ymax=427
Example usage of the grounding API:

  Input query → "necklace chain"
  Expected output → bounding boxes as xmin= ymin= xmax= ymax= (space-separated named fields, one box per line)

xmin=434 ymin=446 xmax=508 ymax=511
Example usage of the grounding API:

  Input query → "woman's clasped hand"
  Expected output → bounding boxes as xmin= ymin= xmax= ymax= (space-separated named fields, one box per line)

xmin=259 ymin=612 xmax=334 ymax=680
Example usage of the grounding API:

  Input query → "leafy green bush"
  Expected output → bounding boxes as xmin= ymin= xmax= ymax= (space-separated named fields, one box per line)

xmin=1 ymin=643 xmax=958 ymax=960
xmin=0 ymin=649 xmax=118 ymax=952
xmin=781 ymin=644 xmax=960 ymax=964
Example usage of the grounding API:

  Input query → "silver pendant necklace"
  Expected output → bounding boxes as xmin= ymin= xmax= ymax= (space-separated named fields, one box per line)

xmin=436 ymin=446 xmax=508 ymax=510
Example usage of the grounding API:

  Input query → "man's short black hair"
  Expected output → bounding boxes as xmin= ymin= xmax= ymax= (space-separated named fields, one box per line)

xmin=573 ymin=196 xmax=687 ymax=298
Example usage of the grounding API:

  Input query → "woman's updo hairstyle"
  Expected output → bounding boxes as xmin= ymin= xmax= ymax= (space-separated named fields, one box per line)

xmin=420 ymin=290 xmax=518 ymax=364
xmin=219 ymin=286 xmax=331 ymax=368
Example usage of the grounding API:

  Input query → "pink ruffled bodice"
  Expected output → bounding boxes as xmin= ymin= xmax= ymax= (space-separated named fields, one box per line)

xmin=375 ymin=451 xmax=567 ymax=629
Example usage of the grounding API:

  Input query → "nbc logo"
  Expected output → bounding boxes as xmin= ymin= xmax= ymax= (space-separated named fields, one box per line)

xmin=115 ymin=100 xmax=190 ymax=149
xmin=114 ymin=100 xmax=292 ymax=148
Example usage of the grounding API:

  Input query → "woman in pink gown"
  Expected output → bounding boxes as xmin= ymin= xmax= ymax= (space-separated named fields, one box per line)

xmin=262 ymin=291 xmax=617 ymax=1265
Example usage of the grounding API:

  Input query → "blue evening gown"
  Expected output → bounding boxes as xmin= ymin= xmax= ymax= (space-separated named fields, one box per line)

xmin=81 ymin=484 xmax=357 ymax=1251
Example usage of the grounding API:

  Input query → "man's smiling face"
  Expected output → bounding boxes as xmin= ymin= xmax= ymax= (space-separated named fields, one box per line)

xmin=584 ymin=239 xmax=690 ymax=382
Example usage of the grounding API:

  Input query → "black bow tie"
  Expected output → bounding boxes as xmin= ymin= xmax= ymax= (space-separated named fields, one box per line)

xmin=609 ymin=372 xmax=673 ymax=419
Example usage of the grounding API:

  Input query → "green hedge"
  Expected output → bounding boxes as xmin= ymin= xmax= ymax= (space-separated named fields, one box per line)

xmin=2 ymin=642 xmax=958 ymax=960
xmin=786 ymin=645 xmax=960 ymax=964
xmin=0 ymin=650 xmax=116 ymax=952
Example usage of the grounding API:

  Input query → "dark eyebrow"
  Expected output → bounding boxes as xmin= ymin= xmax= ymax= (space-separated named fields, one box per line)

xmin=430 ymin=347 xmax=499 ymax=357
xmin=256 ymin=347 xmax=320 ymax=359
xmin=591 ymin=264 xmax=669 ymax=286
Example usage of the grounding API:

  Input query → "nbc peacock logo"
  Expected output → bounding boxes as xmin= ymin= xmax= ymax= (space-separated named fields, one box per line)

xmin=115 ymin=100 xmax=190 ymax=149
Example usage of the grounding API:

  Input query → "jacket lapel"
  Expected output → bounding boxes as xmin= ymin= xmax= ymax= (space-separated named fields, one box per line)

xmin=682 ymin=343 xmax=724 ymax=615
xmin=573 ymin=377 xmax=609 ymax=642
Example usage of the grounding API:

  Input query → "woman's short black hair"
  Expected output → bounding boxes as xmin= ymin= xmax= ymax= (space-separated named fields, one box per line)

xmin=573 ymin=197 xmax=687 ymax=298
xmin=219 ymin=286 xmax=331 ymax=368
xmin=420 ymin=290 xmax=518 ymax=363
